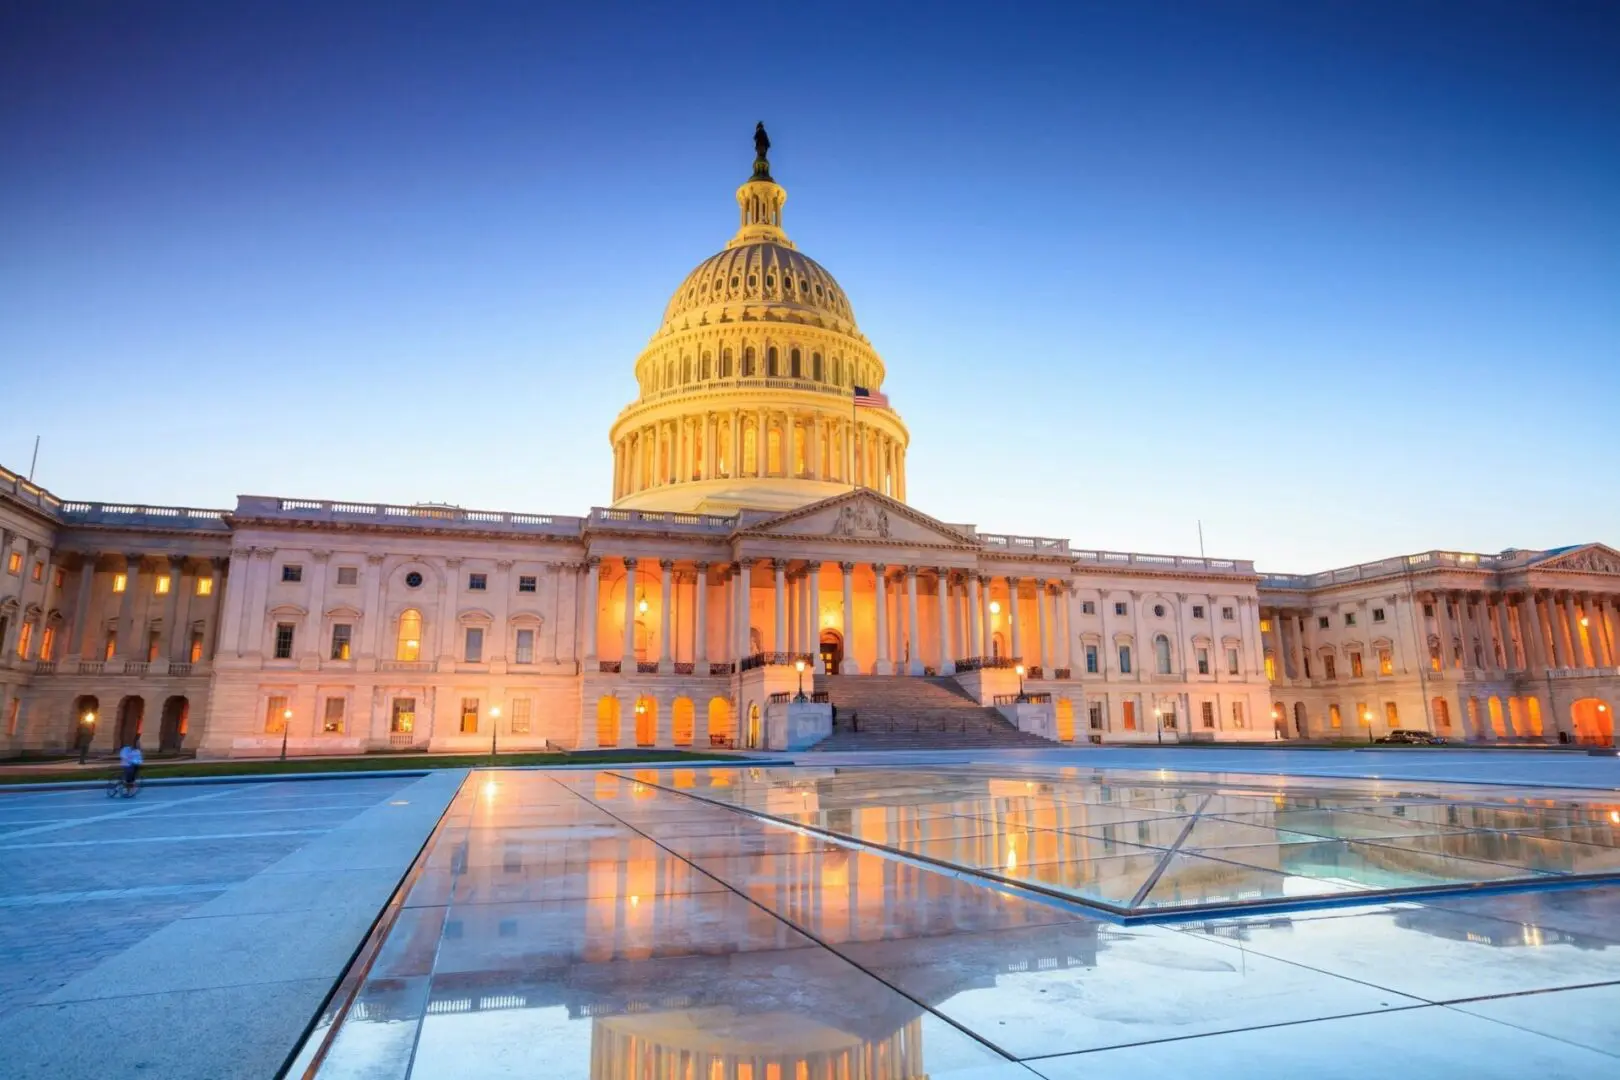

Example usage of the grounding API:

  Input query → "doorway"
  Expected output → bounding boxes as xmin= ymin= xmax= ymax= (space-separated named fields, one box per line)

xmin=819 ymin=630 xmax=843 ymax=674
xmin=115 ymin=696 xmax=145 ymax=747
xmin=158 ymin=696 xmax=189 ymax=752
xmin=1571 ymin=698 xmax=1614 ymax=746
xmin=746 ymin=702 xmax=762 ymax=749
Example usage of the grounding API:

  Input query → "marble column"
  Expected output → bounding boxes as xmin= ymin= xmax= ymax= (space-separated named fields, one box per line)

xmin=113 ymin=553 xmax=142 ymax=661
xmin=773 ymin=560 xmax=787 ymax=652
xmin=658 ymin=560 xmax=674 ymax=670
xmin=1034 ymin=580 xmax=1049 ymax=670
xmin=1596 ymin=594 xmax=1618 ymax=668
xmin=967 ymin=574 xmax=983 ymax=658
xmin=70 ymin=556 xmax=97 ymax=659
xmin=1516 ymin=592 xmax=1542 ymax=669
xmin=1007 ymin=577 xmax=1023 ymax=661
xmin=1059 ymin=583 xmax=1073 ymax=670
xmin=807 ymin=563 xmax=823 ymax=673
xmin=1434 ymin=594 xmax=1457 ymax=671
xmin=582 ymin=558 xmax=601 ymax=664
xmin=979 ymin=576 xmax=993 ymax=659
xmin=162 ymin=554 xmax=186 ymax=663
xmin=621 ymin=557 xmax=637 ymax=666
xmin=839 ymin=562 xmax=857 ymax=673
xmin=935 ymin=569 xmax=954 ymax=675
xmin=735 ymin=560 xmax=754 ymax=659
xmin=1561 ymin=591 xmax=1584 ymax=668
xmin=1494 ymin=596 xmax=1516 ymax=670
xmin=694 ymin=563 xmax=709 ymax=669
xmin=905 ymin=567 xmax=922 ymax=675
xmin=873 ymin=565 xmax=891 ymax=675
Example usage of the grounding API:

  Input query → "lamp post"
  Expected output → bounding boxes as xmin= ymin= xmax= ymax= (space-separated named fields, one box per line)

xmin=1364 ymin=708 xmax=1375 ymax=745
xmin=279 ymin=707 xmax=292 ymax=761
xmin=1272 ymin=704 xmax=1283 ymax=741
xmin=1015 ymin=663 xmax=1026 ymax=702
xmin=490 ymin=704 xmax=501 ymax=760
xmin=78 ymin=711 xmax=96 ymax=764
xmin=794 ymin=658 xmax=807 ymax=702
xmin=1155 ymin=706 xmax=1163 ymax=746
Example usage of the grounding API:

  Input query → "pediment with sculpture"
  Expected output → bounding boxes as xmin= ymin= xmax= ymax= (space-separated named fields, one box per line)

xmin=1531 ymin=544 xmax=1620 ymax=575
xmin=738 ymin=490 xmax=976 ymax=549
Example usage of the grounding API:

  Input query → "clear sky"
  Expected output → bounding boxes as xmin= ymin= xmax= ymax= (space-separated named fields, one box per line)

xmin=2 ymin=1 xmax=1616 ymax=573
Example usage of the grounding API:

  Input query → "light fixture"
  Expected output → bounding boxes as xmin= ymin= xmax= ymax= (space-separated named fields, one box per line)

xmin=1610 ymin=810 xmax=1619 ymax=824
xmin=83 ymin=711 xmax=96 ymax=725
xmin=638 ymin=596 xmax=649 ymax=614
xmin=989 ymin=601 xmax=1001 ymax=615
xmin=283 ymin=708 xmax=293 ymax=720
xmin=1581 ymin=616 xmax=1590 ymax=627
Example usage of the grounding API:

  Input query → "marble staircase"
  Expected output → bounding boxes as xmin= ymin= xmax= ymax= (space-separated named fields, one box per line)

xmin=810 ymin=674 xmax=1057 ymax=751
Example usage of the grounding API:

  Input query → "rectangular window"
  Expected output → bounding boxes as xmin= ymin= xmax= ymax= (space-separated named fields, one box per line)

xmin=112 ymin=572 xmax=127 ymax=593
xmin=5 ymin=698 xmax=19 ymax=736
xmin=323 ymin=697 xmax=345 ymax=733
xmin=515 ymin=628 xmax=535 ymax=664
xmin=146 ymin=630 xmax=160 ymax=663
xmin=1349 ymin=651 xmax=1364 ymax=678
xmin=31 ymin=561 xmax=43 ymax=582
xmin=1330 ymin=703 xmax=1342 ymax=728
xmin=281 ymin=565 xmax=303 ymax=583
xmin=1385 ymin=701 xmax=1399 ymax=727
xmin=1259 ymin=618 xmax=1272 ymax=633
xmin=39 ymin=626 xmax=55 ymax=661
xmin=1226 ymin=647 xmax=1240 ymax=675
xmin=468 ymin=573 xmax=487 ymax=591
xmin=1080 ymin=600 xmax=1095 ymax=615
xmin=1264 ymin=653 xmax=1277 ymax=681
xmin=390 ymin=697 xmax=416 ymax=734
xmin=1222 ymin=606 xmax=1235 ymax=620
xmin=1118 ymin=645 xmax=1132 ymax=674
xmin=464 ymin=627 xmax=484 ymax=663
xmin=1088 ymin=702 xmax=1104 ymax=729
xmin=265 ymin=695 xmax=289 ymax=733
xmin=1423 ymin=602 xmax=1434 ymax=617
xmin=16 ymin=622 xmax=32 ymax=659
xmin=1231 ymin=701 xmax=1245 ymax=727
xmin=1192 ymin=605 xmax=1205 ymax=619
xmin=190 ymin=630 xmax=205 ymax=663
xmin=104 ymin=630 xmax=117 ymax=660
xmin=196 ymin=577 xmax=213 ymax=596
xmin=1201 ymin=701 xmax=1215 ymax=728
xmin=1114 ymin=602 xmax=1128 ymax=617
xmin=336 ymin=566 xmax=359 ymax=586
xmin=53 ymin=567 xmax=65 ymax=589
xmin=518 ymin=575 xmax=537 ymax=593
xmin=273 ymin=623 xmax=295 ymax=659
xmin=330 ymin=624 xmax=352 ymax=661
xmin=1378 ymin=648 xmax=1393 ymax=675
xmin=155 ymin=575 xmax=171 ymax=595
xmin=5 ymin=551 xmax=20 ymax=574
xmin=1084 ymin=644 xmax=1099 ymax=674
xmin=460 ymin=697 xmax=479 ymax=734
xmin=1323 ymin=653 xmax=1337 ymax=679
xmin=1196 ymin=648 xmax=1209 ymax=675
xmin=1317 ymin=615 xmax=1330 ymax=629
xmin=1122 ymin=700 xmax=1137 ymax=731
xmin=1344 ymin=612 xmax=1357 ymax=627
xmin=1372 ymin=607 xmax=1386 ymax=623
xmin=510 ymin=698 xmax=532 ymax=734
xmin=1355 ymin=701 xmax=1369 ymax=727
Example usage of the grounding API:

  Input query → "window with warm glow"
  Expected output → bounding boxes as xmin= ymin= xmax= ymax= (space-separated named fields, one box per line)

xmin=323 ymin=697 xmax=345 ymax=733
xmin=155 ymin=575 xmax=171 ymax=595
xmin=330 ymin=624 xmax=352 ymax=661
xmin=1330 ymin=704 xmax=1342 ymax=728
xmin=460 ymin=697 xmax=479 ymax=733
xmin=1349 ymin=651 xmax=1364 ymax=678
xmin=104 ymin=630 xmax=117 ymax=660
xmin=1323 ymin=653 xmax=1337 ymax=679
xmin=1264 ymin=653 xmax=1277 ymax=681
xmin=16 ymin=622 xmax=31 ymax=659
xmin=397 ymin=610 xmax=422 ymax=661
xmin=390 ymin=697 xmax=415 ymax=733
xmin=40 ymin=626 xmax=54 ymax=661
xmin=1385 ymin=701 xmax=1399 ymax=727
xmin=146 ymin=631 xmax=160 ymax=662
xmin=510 ymin=698 xmax=532 ymax=734
xmin=113 ymin=573 xmax=127 ymax=593
xmin=53 ymin=568 xmax=65 ymax=589
xmin=5 ymin=551 xmax=20 ymax=574
xmin=1356 ymin=701 xmax=1369 ymax=726
xmin=196 ymin=577 xmax=213 ymax=596
xmin=265 ymin=696 xmax=288 ymax=734
xmin=190 ymin=631 xmax=204 ymax=663
xmin=31 ymin=561 xmax=42 ymax=582
xmin=1122 ymin=700 xmax=1137 ymax=730
xmin=1378 ymin=648 xmax=1393 ymax=675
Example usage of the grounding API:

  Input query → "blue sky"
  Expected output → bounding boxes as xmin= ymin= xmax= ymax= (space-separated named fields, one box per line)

xmin=2 ymin=1 xmax=1616 ymax=572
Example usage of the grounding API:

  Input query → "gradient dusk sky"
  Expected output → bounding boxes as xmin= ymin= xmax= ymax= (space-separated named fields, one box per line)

xmin=2 ymin=1 xmax=1616 ymax=572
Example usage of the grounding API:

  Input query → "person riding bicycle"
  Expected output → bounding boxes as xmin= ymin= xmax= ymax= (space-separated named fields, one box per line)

xmin=118 ymin=742 xmax=144 ymax=792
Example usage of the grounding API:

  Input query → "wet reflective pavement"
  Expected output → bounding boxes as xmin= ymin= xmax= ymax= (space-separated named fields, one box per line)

xmin=302 ymin=765 xmax=1620 ymax=1078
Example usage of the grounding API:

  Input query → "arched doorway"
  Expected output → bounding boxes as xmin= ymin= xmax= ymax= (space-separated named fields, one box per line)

xmin=1055 ymin=699 xmax=1076 ymax=742
xmin=159 ymin=696 xmax=189 ymax=753
xmin=746 ymin=702 xmax=762 ymax=749
xmin=991 ymin=632 xmax=1005 ymax=660
xmin=115 ymin=696 xmax=144 ymax=747
xmin=1293 ymin=701 xmax=1306 ymax=739
xmin=1488 ymin=697 xmax=1507 ymax=738
xmin=595 ymin=696 xmax=620 ymax=747
xmin=672 ymin=698 xmax=694 ymax=746
xmin=634 ymin=696 xmax=657 ymax=746
xmin=1571 ymin=699 xmax=1614 ymax=746
xmin=72 ymin=695 xmax=99 ymax=753
xmin=819 ymin=630 xmax=843 ymax=674
xmin=707 ymin=697 xmax=733 ymax=747
xmin=1431 ymin=697 xmax=1451 ymax=734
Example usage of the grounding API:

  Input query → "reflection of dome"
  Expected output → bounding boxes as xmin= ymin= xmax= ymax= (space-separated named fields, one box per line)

xmin=609 ymin=128 xmax=909 ymax=515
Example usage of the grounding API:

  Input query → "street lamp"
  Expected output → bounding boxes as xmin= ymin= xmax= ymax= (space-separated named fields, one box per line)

xmin=78 ymin=711 xmax=96 ymax=764
xmin=1363 ymin=708 xmax=1375 ymax=745
xmin=794 ymin=657 xmax=807 ymax=702
xmin=1015 ymin=663 xmax=1026 ymax=702
xmin=279 ymin=707 xmax=292 ymax=761
xmin=490 ymin=704 xmax=501 ymax=759
xmin=1272 ymin=704 xmax=1283 ymax=741
xmin=1155 ymin=706 xmax=1163 ymax=746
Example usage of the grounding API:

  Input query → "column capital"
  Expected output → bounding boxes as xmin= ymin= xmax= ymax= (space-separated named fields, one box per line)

xmin=311 ymin=550 xmax=332 ymax=563
xmin=167 ymin=553 xmax=187 ymax=570
xmin=872 ymin=562 xmax=888 ymax=574
xmin=123 ymin=552 xmax=145 ymax=569
xmin=586 ymin=555 xmax=602 ymax=568
xmin=1005 ymin=574 xmax=1021 ymax=585
xmin=251 ymin=548 xmax=275 ymax=560
xmin=495 ymin=559 xmax=514 ymax=571
xmin=771 ymin=558 xmax=789 ymax=571
xmin=659 ymin=559 xmax=675 ymax=572
xmin=694 ymin=561 xmax=711 ymax=573
xmin=904 ymin=565 xmax=920 ymax=577
xmin=839 ymin=561 xmax=855 ymax=573
xmin=803 ymin=560 xmax=821 ymax=572
xmin=365 ymin=553 xmax=387 ymax=566
xmin=622 ymin=556 xmax=638 ymax=569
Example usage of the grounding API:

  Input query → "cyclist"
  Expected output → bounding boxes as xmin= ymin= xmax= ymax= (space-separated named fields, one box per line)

xmin=118 ymin=742 xmax=144 ymax=794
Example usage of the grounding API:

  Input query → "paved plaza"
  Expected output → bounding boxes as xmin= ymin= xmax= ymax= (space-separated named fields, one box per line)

xmin=2 ymin=750 xmax=1618 ymax=1078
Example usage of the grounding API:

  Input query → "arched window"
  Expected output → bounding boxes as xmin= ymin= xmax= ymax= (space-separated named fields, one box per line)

xmin=767 ymin=347 xmax=779 ymax=377
xmin=664 ymin=360 xmax=674 ymax=386
xmin=681 ymin=357 xmax=692 ymax=383
xmin=743 ymin=347 xmax=756 ymax=377
xmin=790 ymin=348 xmax=802 ymax=377
xmin=812 ymin=352 xmax=823 ymax=381
xmin=1154 ymin=635 xmax=1172 ymax=675
xmin=701 ymin=352 xmax=711 ymax=380
xmin=721 ymin=349 xmax=733 ymax=378
xmin=397 ymin=610 xmax=423 ymax=661
xmin=832 ymin=357 xmax=842 ymax=385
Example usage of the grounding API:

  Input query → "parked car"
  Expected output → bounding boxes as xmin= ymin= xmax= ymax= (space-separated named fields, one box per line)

xmin=1376 ymin=729 xmax=1444 ymax=745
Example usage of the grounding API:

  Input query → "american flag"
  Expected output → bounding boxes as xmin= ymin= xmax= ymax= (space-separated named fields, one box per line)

xmin=853 ymin=385 xmax=889 ymax=409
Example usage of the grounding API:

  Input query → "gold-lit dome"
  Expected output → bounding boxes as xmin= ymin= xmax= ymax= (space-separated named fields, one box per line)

xmin=609 ymin=128 xmax=908 ymax=515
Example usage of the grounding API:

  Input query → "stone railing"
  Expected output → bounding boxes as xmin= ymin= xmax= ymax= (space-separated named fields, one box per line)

xmin=235 ymin=496 xmax=585 ymax=536
xmin=993 ymin=692 xmax=1052 ymax=705
xmin=955 ymin=656 xmax=1022 ymax=672
xmin=1072 ymin=550 xmax=1254 ymax=574
xmin=738 ymin=651 xmax=816 ymax=672
xmin=980 ymin=534 xmax=1070 ymax=555
xmin=58 ymin=502 xmax=231 ymax=532
xmin=708 ymin=661 xmax=735 ymax=676
xmin=379 ymin=660 xmax=434 ymax=672
xmin=0 ymin=464 xmax=64 ymax=517
xmin=1261 ymin=549 xmax=1510 ymax=590
xmin=587 ymin=507 xmax=736 ymax=533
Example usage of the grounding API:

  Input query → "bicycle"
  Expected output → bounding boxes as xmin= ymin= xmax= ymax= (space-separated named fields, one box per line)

xmin=106 ymin=775 xmax=140 ymax=799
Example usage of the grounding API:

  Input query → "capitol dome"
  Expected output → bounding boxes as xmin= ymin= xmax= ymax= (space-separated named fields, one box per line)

xmin=610 ymin=128 xmax=908 ymax=515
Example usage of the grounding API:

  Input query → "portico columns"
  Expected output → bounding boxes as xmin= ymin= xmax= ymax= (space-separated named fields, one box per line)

xmin=113 ymin=554 xmax=142 ymax=661
xmin=873 ymin=565 xmax=891 ymax=674
xmin=967 ymin=575 xmax=983 ymax=658
xmin=162 ymin=554 xmax=186 ymax=663
xmin=1561 ymin=591 xmax=1583 ymax=667
xmin=1595 ymin=595 xmax=1617 ymax=667
xmin=1034 ymin=580 xmax=1048 ymax=670
xmin=583 ymin=558 xmax=601 ymax=664
xmin=1517 ymin=592 xmax=1543 ymax=669
xmin=839 ymin=562 xmax=857 ymax=673
xmin=773 ymin=560 xmax=787 ymax=652
xmin=935 ymin=569 xmax=954 ymax=675
xmin=1007 ymin=577 xmax=1022 ymax=661
xmin=978 ymin=576 xmax=992 ymax=658
xmin=905 ymin=567 xmax=922 ymax=675
xmin=735 ymin=559 xmax=753 ymax=658
xmin=806 ymin=563 xmax=822 ymax=673
xmin=71 ymin=556 xmax=97 ymax=659
xmin=1494 ymin=597 xmax=1516 ymax=670
xmin=621 ymin=558 xmax=638 ymax=666
xmin=658 ymin=560 xmax=674 ymax=671
xmin=1059 ymin=583 xmax=1073 ymax=669
xmin=694 ymin=563 xmax=709 ymax=669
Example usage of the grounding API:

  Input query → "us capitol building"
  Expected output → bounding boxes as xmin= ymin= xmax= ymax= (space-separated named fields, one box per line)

xmin=2 ymin=131 xmax=1616 ymax=757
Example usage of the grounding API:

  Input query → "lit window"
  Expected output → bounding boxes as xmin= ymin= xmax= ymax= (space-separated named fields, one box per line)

xmin=1201 ymin=701 xmax=1215 ymax=728
xmin=1121 ymin=700 xmax=1137 ymax=730
xmin=518 ymin=575 xmax=537 ymax=593
xmin=1265 ymin=653 xmax=1277 ymax=681
xmin=1350 ymin=651 xmax=1364 ymax=678
xmin=460 ymin=697 xmax=479 ymax=734
xmin=1384 ymin=701 xmax=1399 ymax=727
xmin=323 ymin=697 xmax=345 ymax=733
xmin=330 ymin=624 xmax=352 ymax=661
xmin=104 ymin=630 xmax=117 ymax=660
xmin=1118 ymin=645 xmax=1132 ymax=674
xmin=190 ymin=630 xmax=205 ymax=663
xmin=468 ymin=573 xmax=487 ymax=591
xmin=510 ymin=698 xmax=532 ymax=735
xmin=16 ymin=622 xmax=31 ymax=659
xmin=1329 ymin=704 xmax=1342 ymax=728
xmin=155 ymin=575 xmax=171 ymax=595
xmin=390 ymin=698 xmax=416 ymax=733
xmin=1378 ymin=648 xmax=1393 ymax=675
xmin=1323 ymin=653 xmax=1337 ymax=680
xmin=5 ymin=552 xmax=19 ymax=574
xmin=1260 ymin=618 xmax=1272 ymax=632
xmin=265 ymin=696 xmax=289 ymax=733
xmin=336 ymin=566 xmax=358 ymax=586
xmin=273 ymin=623 xmax=295 ymax=659
xmin=1356 ymin=701 xmax=1370 ymax=726
xmin=1196 ymin=648 xmax=1209 ymax=675
xmin=196 ymin=577 xmax=213 ymax=596
xmin=464 ymin=627 xmax=484 ymax=663
xmin=40 ymin=626 xmax=55 ymax=661
xmin=1227 ymin=647 xmax=1240 ymax=675
xmin=515 ymin=628 xmax=535 ymax=664
xmin=146 ymin=630 xmax=159 ymax=662
xmin=281 ymin=565 xmax=302 ymax=583
xmin=31 ymin=562 xmax=43 ymax=582
xmin=53 ymin=568 xmax=65 ymax=589
xmin=113 ymin=573 xmax=127 ymax=593
xmin=397 ymin=610 xmax=422 ymax=661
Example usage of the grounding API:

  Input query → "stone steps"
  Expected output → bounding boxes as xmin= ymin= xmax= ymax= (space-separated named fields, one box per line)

xmin=811 ymin=674 xmax=1057 ymax=751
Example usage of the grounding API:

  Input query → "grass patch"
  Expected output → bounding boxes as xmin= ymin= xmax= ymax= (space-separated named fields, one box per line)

xmin=0 ymin=749 xmax=727 ymax=786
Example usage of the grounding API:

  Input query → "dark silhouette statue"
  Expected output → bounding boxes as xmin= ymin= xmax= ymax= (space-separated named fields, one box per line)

xmin=754 ymin=122 xmax=770 ymax=162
